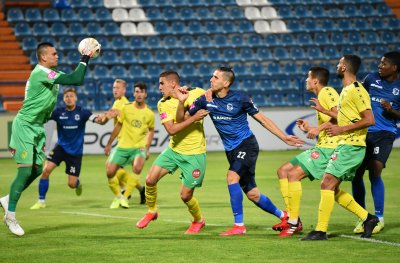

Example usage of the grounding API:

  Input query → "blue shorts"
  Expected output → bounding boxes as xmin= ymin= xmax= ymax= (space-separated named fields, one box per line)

xmin=359 ymin=130 xmax=396 ymax=169
xmin=225 ymin=135 xmax=259 ymax=193
xmin=47 ymin=144 xmax=82 ymax=177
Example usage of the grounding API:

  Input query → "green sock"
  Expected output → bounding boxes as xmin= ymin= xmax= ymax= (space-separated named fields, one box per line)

xmin=9 ymin=167 xmax=32 ymax=212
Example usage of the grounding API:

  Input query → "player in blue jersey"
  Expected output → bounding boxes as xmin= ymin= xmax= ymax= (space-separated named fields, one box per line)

xmin=352 ymin=51 xmax=400 ymax=234
xmin=177 ymin=67 xmax=304 ymax=235
xmin=29 ymin=88 xmax=106 ymax=209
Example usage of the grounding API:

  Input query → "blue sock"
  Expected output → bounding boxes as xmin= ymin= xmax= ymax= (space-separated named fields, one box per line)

xmin=75 ymin=179 xmax=80 ymax=188
xmin=256 ymin=194 xmax=281 ymax=218
xmin=370 ymin=175 xmax=384 ymax=218
xmin=351 ymin=177 xmax=366 ymax=208
xmin=228 ymin=183 xmax=243 ymax=224
xmin=38 ymin=178 xmax=49 ymax=200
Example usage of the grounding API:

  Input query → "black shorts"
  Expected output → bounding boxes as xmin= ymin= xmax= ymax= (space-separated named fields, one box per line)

xmin=225 ymin=135 xmax=259 ymax=193
xmin=360 ymin=130 xmax=396 ymax=169
xmin=47 ymin=144 xmax=82 ymax=177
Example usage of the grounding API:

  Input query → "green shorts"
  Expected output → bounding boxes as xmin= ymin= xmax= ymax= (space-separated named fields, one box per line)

xmin=324 ymin=144 xmax=366 ymax=181
xmin=290 ymin=147 xmax=335 ymax=181
xmin=9 ymin=117 xmax=46 ymax=165
xmin=153 ymin=147 xmax=206 ymax=188
xmin=109 ymin=147 xmax=146 ymax=167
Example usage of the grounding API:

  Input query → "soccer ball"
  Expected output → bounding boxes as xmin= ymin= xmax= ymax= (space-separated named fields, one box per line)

xmin=78 ymin=37 xmax=101 ymax=58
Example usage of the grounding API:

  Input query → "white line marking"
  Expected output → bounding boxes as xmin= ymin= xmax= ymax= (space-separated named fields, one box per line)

xmin=340 ymin=234 xmax=400 ymax=247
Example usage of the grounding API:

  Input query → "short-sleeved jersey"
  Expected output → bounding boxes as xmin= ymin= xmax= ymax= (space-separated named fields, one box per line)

xmin=117 ymin=102 xmax=155 ymax=149
xmin=17 ymin=65 xmax=62 ymax=124
xmin=188 ymin=89 xmax=258 ymax=151
xmin=51 ymin=106 xmax=92 ymax=156
xmin=337 ymin=81 xmax=372 ymax=146
xmin=316 ymin=87 xmax=340 ymax=148
xmin=158 ymin=88 xmax=206 ymax=154
xmin=363 ymin=73 xmax=400 ymax=134
xmin=112 ymin=96 xmax=129 ymax=125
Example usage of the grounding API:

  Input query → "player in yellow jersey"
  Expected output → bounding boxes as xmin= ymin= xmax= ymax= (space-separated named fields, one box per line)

xmin=104 ymin=81 xmax=154 ymax=208
xmin=275 ymin=67 xmax=340 ymax=237
xmin=136 ymin=70 xmax=209 ymax=234
xmin=301 ymin=55 xmax=379 ymax=241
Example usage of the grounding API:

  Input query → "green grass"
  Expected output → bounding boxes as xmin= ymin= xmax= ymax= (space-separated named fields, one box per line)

xmin=0 ymin=149 xmax=399 ymax=262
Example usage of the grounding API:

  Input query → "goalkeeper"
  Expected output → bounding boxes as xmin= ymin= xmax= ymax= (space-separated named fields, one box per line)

xmin=0 ymin=41 xmax=96 ymax=236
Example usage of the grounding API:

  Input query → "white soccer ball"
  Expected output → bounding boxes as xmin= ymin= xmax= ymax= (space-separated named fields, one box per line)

xmin=78 ymin=37 xmax=101 ymax=58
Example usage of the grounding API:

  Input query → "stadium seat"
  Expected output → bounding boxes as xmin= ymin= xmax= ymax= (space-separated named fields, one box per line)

xmin=290 ymin=47 xmax=305 ymax=59
xmin=360 ymin=5 xmax=376 ymax=17
xmin=138 ymin=50 xmax=154 ymax=63
xmin=303 ymin=19 xmax=317 ymax=32
xmin=330 ymin=32 xmax=346 ymax=45
xmin=197 ymin=35 xmax=212 ymax=48
xmin=129 ymin=8 xmax=148 ymax=21
xmin=230 ymin=7 xmax=245 ymax=18
xmin=147 ymin=8 xmax=162 ymax=20
xmin=377 ymin=3 xmax=393 ymax=16
xmin=88 ymin=0 xmax=104 ymax=7
xmin=95 ymin=8 xmax=112 ymax=21
xmin=267 ymin=62 xmax=281 ymax=75
xmin=231 ymin=35 xmax=244 ymax=47
xmin=86 ymin=22 xmax=103 ymax=36
xmin=206 ymin=48 xmax=221 ymax=62
xmin=129 ymin=64 xmax=145 ymax=78
xmin=102 ymin=51 xmax=119 ymax=65
xmin=205 ymin=21 xmax=220 ymax=34
xmin=189 ymin=49 xmax=205 ymax=63
xmin=120 ymin=0 xmax=139 ymax=8
xmin=214 ymin=34 xmax=229 ymax=47
xmin=78 ymin=8 xmax=95 ymax=21
xmin=96 ymin=36 xmax=110 ymax=50
xmin=297 ymin=33 xmax=312 ymax=46
xmin=247 ymin=33 xmax=262 ymax=47
xmin=221 ymin=21 xmax=236 ymax=34
xmin=110 ymin=65 xmax=128 ymax=78
xmin=172 ymin=49 xmax=187 ymax=62
xmin=310 ymin=5 xmax=325 ymax=18
xmin=14 ymin=22 xmax=31 ymax=36
xmin=254 ymin=20 xmax=270 ymax=34
xmin=198 ymin=63 xmax=212 ymax=77
xmin=324 ymin=46 xmax=340 ymax=59
xmin=257 ymin=47 xmax=272 ymax=60
xmin=387 ymin=17 xmax=400 ymax=30
xmin=281 ymin=34 xmax=294 ymax=46
xmin=370 ymin=18 xmax=385 ymax=30
xmin=21 ymin=37 xmax=38 ymax=50
xmin=213 ymin=7 xmax=227 ymax=19
xmin=307 ymin=47 xmax=323 ymax=59
xmin=320 ymin=19 xmax=335 ymax=32
xmin=120 ymin=51 xmax=135 ymax=64
xmin=375 ymin=45 xmax=388 ymax=57
xmin=273 ymin=47 xmax=289 ymax=60
xmin=43 ymin=8 xmax=60 ymax=22
xmin=112 ymin=8 xmax=129 ymax=22
xmin=271 ymin=20 xmax=288 ymax=33
xmin=233 ymin=63 xmax=247 ymax=75
xmin=147 ymin=64 xmax=161 ymax=78
xmin=314 ymin=34 xmax=329 ymax=45
xmin=69 ymin=22 xmax=85 ymax=36
xmin=261 ymin=6 xmax=278 ymax=19
xmin=25 ymin=8 xmax=42 ymax=22
xmin=353 ymin=19 xmax=368 ymax=30
xmin=223 ymin=48 xmax=238 ymax=62
xmin=104 ymin=0 xmax=121 ymax=8
xmin=50 ymin=22 xmax=68 ymax=36
xmin=188 ymin=21 xmax=202 ymax=34
xmin=60 ymin=8 xmax=78 ymax=22
xmin=381 ymin=31 xmax=396 ymax=44
xmin=283 ymin=62 xmax=298 ymax=75
xmin=239 ymin=47 xmax=255 ymax=61
xmin=66 ymin=50 xmax=82 ymax=64
xmin=146 ymin=36 xmax=161 ymax=48
xmin=337 ymin=19 xmax=352 ymax=31
xmin=104 ymin=22 xmax=121 ymax=35
xmin=164 ymin=35 xmax=178 ymax=48
xmin=238 ymin=20 xmax=254 ymax=33
xmin=69 ymin=0 xmax=86 ymax=7
xmin=245 ymin=7 xmax=262 ymax=20
xmin=364 ymin=31 xmax=380 ymax=44
xmin=181 ymin=64 xmax=197 ymax=77
xmin=163 ymin=7 xmax=178 ymax=19
xmin=171 ymin=21 xmax=187 ymax=34
xmin=32 ymin=22 xmax=50 ymax=36
xmin=348 ymin=31 xmax=362 ymax=44
xmin=155 ymin=49 xmax=170 ymax=63
xmin=242 ymin=79 xmax=257 ymax=89
xmin=180 ymin=7 xmax=193 ymax=18
xmin=111 ymin=36 xmax=129 ymax=50
xmin=121 ymin=22 xmax=137 ymax=36
xmin=181 ymin=35 xmax=195 ymax=47
xmin=236 ymin=0 xmax=252 ymax=6
xmin=93 ymin=65 xmax=109 ymax=80
xmin=129 ymin=36 xmax=144 ymax=48
xmin=7 ymin=8 xmax=24 ymax=22
xmin=249 ymin=63 xmax=264 ymax=75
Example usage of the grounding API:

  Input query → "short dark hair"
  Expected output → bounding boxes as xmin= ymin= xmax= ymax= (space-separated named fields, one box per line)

xmin=134 ymin=81 xmax=147 ymax=92
xmin=36 ymin=42 xmax=54 ymax=62
xmin=343 ymin=54 xmax=361 ymax=75
xmin=383 ymin=51 xmax=400 ymax=72
xmin=159 ymin=70 xmax=180 ymax=83
xmin=63 ymin=87 xmax=76 ymax=95
xmin=309 ymin=66 xmax=330 ymax=86
xmin=217 ymin=66 xmax=235 ymax=87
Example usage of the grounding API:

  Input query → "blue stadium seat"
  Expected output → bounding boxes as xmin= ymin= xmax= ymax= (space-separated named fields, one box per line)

xmin=138 ymin=50 xmax=154 ymax=63
xmin=267 ymin=62 xmax=281 ymax=75
xmin=60 ymin=8 xmax=78 ymax=22
xmin=360 ymin=5 xmax=376 ymax=17
xmin=239 ymin=48 xmax=254 ymax=61
xmin=364 ymin=31 xmax=380 ymax=44
xmin=370 ymin=18 xmax=385 ymax=30
xmin=206 ymin=48 xmax=221 ymax=62
xmin=181 ymin=35 xmax=195 ymax=47
xmin=287 ymin=20 xmax=301 ymax=32
xmin=155 ymin=49 xmax=170 ymax=63
xmin=147 ymin=64 xmax=161 ymax=78
xmin=314 ymin=34 xmax=329 ymax=45
xmin=381 ymin=31 xmax=396 ymax=44
xmin=387 ymin=17 xmax=400 ymax=30
xmin=129 ymin=64 xmax=145 ymax=78
xmin=66 ymin=50 xmax=81 ymax=64
xmin=188 ymin=21 xmax=202 ymax=34
xmin=29 ymin=51 xmax=38 ymax=64
xmin=343 ymin=4 xmax=357 ymax=17
xmin=172 ymin=49 xmax=187 ymax=62
xmin=198 ymin=63 xmax=212 ymax=76
xmin=281 ymin=34 xmax=295 ymax=46
xmin=258 ymin=47 xmax=272 ymax=61
xmin=147 ymin=8 xmax=162 ymax=20
xmin=43 ymin=8 xmax=60 ymax=22
xmin=154 ymin=21 xmax=169 ymax=34
xmin=283 ymin=62 xmax=298 ymax=75
xmin=197 ymin=35 xmax=212 ymax=48
xmin=242 ymin=79 xmax=256 ymax=90
xmin=340 ymin=45 xmax=355 ymax=55
xmin=14 ymin=22 xmax=31 ymax=37
xmin=163 ymin=35 xmax=178 ymax=48
xmin=264 ymin=34 xmax=279 ymax=47
xmin=86 ymin=22 xmax=102 ymax=36
xmin=104 ymin=22 xmax=120 ymax=36
xmin=196 ymin=7 xmax=212 ymax=19
xmin=249 ymin=63 xmax=264 ymax=76
xmin=129 ymin=37 xmax=145 ymax=48
xmin=110 ymin=65 xmax=128 ymax=78
xmin=348 ymin=31 xmax=362 ymax=44
xmin=231 ymin=35 xmax=244 ymax=47
xmin=307 ymin=47 xmax=323 ymax=59
xmin=95 ymin=7 xmax=112 ymax=21
xmin=69 ymin=22 xmax=85 ymax=36
xmin=247 ymin=34 xmax=262 ymax=47
xmin=273 ymin=47 xmax=289 ymax=60
xmin=189 ymin=49 xmax=205 ymax=62
xmin=88 ymin=0 xmax=103 ymax=7
xmin=233 ymin=63 xmax=247 ymax=76
xmin=353 ymin=18 xmax=369 ymax=30
xmin=375 ymin=45 xmax=389 ymax=57
xmin=205 ymin=21 xmax=220 ymax=34
xmin=32 ymin=22 xmax=50 ymax=36
xmin=320 ymin=19 xmax=335 ymax=32
xmin=213 ymin=7 xmax=226 ymax=19
xmin=21 ymin=37 xmax=37 ymax=51
xmin=96 ymin=36 xmax=110 ymax=50
xmin=303 ymin=19 xmax=317 ymax=32
xmin=221 ymin=21 xmax=236 ymax=34
xmin=214 ymin=34 xmax=228 ymax=47
xmin=337 ymin=20 xmax=352 ymax=31
xmin=7 ymin=8 xmax=24 ymax=22
xmin=93 ymin=65 xmax=109 ymax=80
xmin=78 ymin=8 xmax=95 ymax=21
xmin=181 ymin=64 xmax=197 ymax=77
xmin=330 ymin=32 xmax=346 ymax=45
xmin=290 ymin=47 xmax=305 ymax=59
xmin=297 ymin=33 xmax=313 ymax=46
xmin=329 ymin=77 xmax=342 ymax=89
xmin=223 ymin=48 xmax=238 ymax=62
xmin=25 ymin=8 xmax=42 ymax=22
xmin=102 ymin=51 xmax=119 ymax=65
xmin=277 ymin=6 xmax=292 ymax=18
xmin=50 ymin=22 xmax=68 ymax=36
xmin=310 ymin=6 xmax=325 ymax=18
xmin=69 ymin=0 xmax=86 ymax=7
xmin=146 ymin=36 xmax=162 ymax=48
xmin=111 ymin=36 xmax=128 ymax=50
xmin=230 ymin=7 xmax=244 ymax=18
xmin=238 ymin=20 xmax=253 ymax=33
xmin=171 ymin=21 xmax=187 ymax=34
xmin=120 ymin=51 xmax=135 ymax=64
xmin=163 ymin=7 xmax=177 ymax=19
xmin=324 ymin=46 xmax=340 ymax=59
xmin=377 ymin=3 xmax=393 ymax=16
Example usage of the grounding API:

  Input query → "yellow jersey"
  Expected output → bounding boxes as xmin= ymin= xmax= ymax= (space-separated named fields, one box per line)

xmin=316 ymin=87 xmax=340 ymax=148
xmin=157 ymin=88 xmax=206 ymax=154
xmin=337 ymin=81 xmax=371 ymax=146
xmin=112 ymin=96 xmax=129 ymax=125
xmin=117 ymin=102 xmax=155 ymax=149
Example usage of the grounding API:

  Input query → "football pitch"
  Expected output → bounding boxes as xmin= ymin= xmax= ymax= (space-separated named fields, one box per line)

xmin=0 ymin=149 xmax=399 ymax=262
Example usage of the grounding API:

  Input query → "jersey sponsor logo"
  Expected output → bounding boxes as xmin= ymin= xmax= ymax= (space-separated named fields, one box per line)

xmin=47 ymin=70 xmax=57 ymax=79
xmin=370 ymin=83 xmax=383 ymax=89
xmin=206 ymin=103 xmax=218 ymax=108
xmin=131 ymin=119 xmax=142 ymax=128
xmin=63 ymin=125 xmax=78 ymax=129
xmin=160 ymin=112 xmax=167 ymax=120
xmin=212 ymin=115 xmax=232 ymax=120
xmin=310 ymin=151 xmax=320 ymax=159
xmin=393 ymin=88 xmax=399 ymax=96
xmin=227 ymin=103 xmax=233 ymax=111
xmin=75 ymin=114 xmax=80 ymax=121
xmin=192 ymin=169 xmax=200 ymax=178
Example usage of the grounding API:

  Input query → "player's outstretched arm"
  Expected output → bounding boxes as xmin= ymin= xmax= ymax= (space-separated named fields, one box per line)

xmin=164 ymin=109 xmax=208 ymax=136
xmin=310 ymin=98 xmax=338 ymax=119
xmin=252 ymin=112 xmax=304 ymax=147
xmin=325 ymin=109 xmax=375 ymax=136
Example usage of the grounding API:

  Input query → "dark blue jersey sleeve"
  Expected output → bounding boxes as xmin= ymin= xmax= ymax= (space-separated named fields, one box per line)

xmin=362 ymin=73 xmax=373 ymax=92
xmin=241 ymin=92 xmax=259 ymax=116
xmin=188 ymin=95 xmax=206 ymax=116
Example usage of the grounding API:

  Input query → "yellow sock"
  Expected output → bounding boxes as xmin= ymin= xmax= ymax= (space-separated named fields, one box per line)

xmin=116 ymin=168 xmax=127 ymax=189
xmin=288 ymin=181 xmax=302 ymax=221
xmin=316 ymin=190 xmax=335 ymax=232
xmin=122 ymin=174 xmax=139 ymax=199
xmin=279 ymin=178 xmax=290 ymax=214
xmin=132 ymin=173 xmax=143 ymax=191
xmin=145 ymin=184 xmax=157 ymax=212
xmin=335 ymin=189 xmax=368 ymax=220
xmin=108 ymin=176 xmax=121 ymax=196
xmin=185 ymin=197 xmax=202 ymax=222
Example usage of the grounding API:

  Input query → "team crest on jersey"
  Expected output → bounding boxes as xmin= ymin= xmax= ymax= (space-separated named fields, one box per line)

xmin=21 ymin=150 xmax=28 ymax=159
xmin=75 ymin=114 xmax=80 ymax=121
xmin=393 ymin=88 xmax=399 ymax=96
xmin=310 ymin=151 xmax=320 ymax=159
xmin=192 ymin=169 xmax=200 ymax=178
xmin=227 ymin=103 xmax=233 ymax=111
xmin=331 ymin=153 xmax=338 ymax=161
xmin=47 ymin=70 xmax=57 ymax=79
xmin=160 ymin=112 xmax=167 ymax=120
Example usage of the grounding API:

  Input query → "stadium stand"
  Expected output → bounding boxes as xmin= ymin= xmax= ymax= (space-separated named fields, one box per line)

xmin=0 ymin=0 xmax=399 ymax=111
